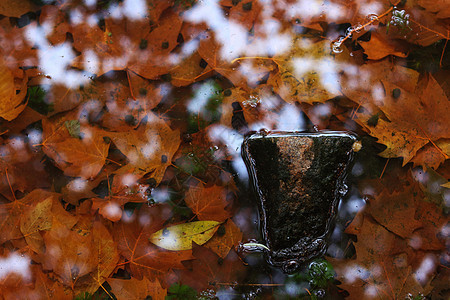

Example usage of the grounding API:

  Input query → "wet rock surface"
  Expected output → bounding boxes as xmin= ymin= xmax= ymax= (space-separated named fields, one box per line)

xmin=242 ymin=131 xmax=357 ymax=272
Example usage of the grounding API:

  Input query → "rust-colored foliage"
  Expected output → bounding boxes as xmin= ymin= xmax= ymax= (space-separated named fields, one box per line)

xmin=0 ymin=0 xmax=448 ymax=299
xmin=184 ymin=184 xmax=233 ymax=222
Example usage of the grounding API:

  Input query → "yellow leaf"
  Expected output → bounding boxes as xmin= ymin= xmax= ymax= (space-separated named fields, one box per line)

xmin=149 ymin=221 xmax=221 ymax=251
xmin=20 ymin=197 xmax=53 ymax=253
xmin=267 ymin=38 xmax=342 ymax=104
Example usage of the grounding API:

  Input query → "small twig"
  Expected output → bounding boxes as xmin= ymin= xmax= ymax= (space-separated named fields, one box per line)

xmin=440 ymin=38 xmax=449 ymax=68
xmin=334 ymin=7 xmax=395 ymax=46
xmin=5 ymin=168 xmax=16 ymax=201
xmin=415 ymin=120 xmax=449 ymax=160
xmin=126 ymin=69 xmax=136 ymax=101
xmin=212 ymin=282 xmax=284 ymax=287
xmin=379 ymin=158 xmax=390 ymax=179
xmin=350 ymin=103 xmax=361 ymax=120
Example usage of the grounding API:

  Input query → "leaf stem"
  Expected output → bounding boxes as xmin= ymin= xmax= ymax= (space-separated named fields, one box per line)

xmin=212 ymin=282 xmax=284 ymax=287
xmin=231 ymin=56 xmax=276 ymax=64
xmin=241 ymin=242 xmax=270 ymax=251
xmin=5 ymin=168 xmax=16 ymax=201
xmin=379 ymin=158 xmax=389 ymax=179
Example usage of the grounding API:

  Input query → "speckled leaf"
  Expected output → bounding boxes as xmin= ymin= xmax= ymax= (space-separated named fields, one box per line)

xmin=149 ymin=221 xmax=220 ymax=251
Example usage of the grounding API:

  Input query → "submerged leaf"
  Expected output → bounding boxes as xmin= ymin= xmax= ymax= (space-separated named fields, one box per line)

xmin=150 ymin=221 xmax=221 ymax=251
xmin=0 ymin=59 xmax=27 ymax=121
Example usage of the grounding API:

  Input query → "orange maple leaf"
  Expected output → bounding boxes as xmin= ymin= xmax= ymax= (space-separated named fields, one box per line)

xmin=42 ymin=220 xmax=96 ymax=287
xmin=41 ymin=113 xmax=110 ymax=179
xmin=176 ymin=244 xmax=245 ymax=292
xmin=184 ymin=184 xmax=232 ymax=222
xmin=204 ymin=219 xmax=243 ymax=258
xmin=73 ymin=220 xmax=119 ymax=295
xmin=356 ymin=75 xmax=449 ymax=166
xmin=108 ymin=277 xmax=166 ymax=300
xmin=91 ymin=173 xmax=148 ymax=222
xmin=331 ymin=217 xmax=425 ymax=300
xmin=105 ymin=113 xmax=180 ymax=184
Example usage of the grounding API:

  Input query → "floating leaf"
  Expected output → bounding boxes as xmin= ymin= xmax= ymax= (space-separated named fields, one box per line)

xmin=267 ymin=38 xmax=343 ymax=104
xmin=149 ymin=221 xmax=221 ymax=251
xmin=42 ymin=116 xmax=110 ymax=179
xmin=108 ymin=277 xmax=166 ymax=300
xmin=105 ymin=112 xmax=180 ymax=183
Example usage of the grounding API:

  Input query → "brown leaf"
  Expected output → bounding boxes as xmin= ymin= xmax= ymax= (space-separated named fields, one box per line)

xmin=45 ymin=83 xmax=97 ymax=117
xmin=330 ymin=253 xmax=424 ymax=300
xmin=129 ymin=10 xmax=183 ymax=79
xmin=108 ymin=277 xmax=166 ymax=300
xmin=39 ymin=5 xmax=71 ymax=45
xmin=185 ymin=184 xmax=232 ymax=222
xmin=127 ymin=70 xmax=163 ymax=111
xmin=204 ymin=219 xmax=243 ymax=258
xmin=41 ymin=113 xmax=110 ymax=179
xmin=220 ymin=86 xmax=279 ymax=130
xmin=392 ymin=6 xmax=450 ymax=46
xmin=0 ymin=137 xmax=50 ymax=195
xmin=341 ymin=59 xmax=420 ymax=112
xmin=91 ymin=173 xmax=148 ymax=222
xmin=229 ymin=0 xmax=262 ymax=30
xmin=106 ymin=113 xmax=180 ymax=184
xmin=114 ymin=205 xmax=193 ymax=281
xmin=417 ymin=0 xmax=450 ymax=19
xmin=61 ymin=177 xmax=104 ymax=206
xmin=411 ymin=140 xmax=450 ymax=170
xmin=362 ymin=172 xmax=426 ymax=239
xmin=360 ymin=77 xmax=448 ymax=165
xmin=0 ymin=257 xmax=73 ymax=299
xmin=42 ymin=219 xmax=96 ymax=287
xmin=359 ymin=32 xmax=408 ymax=60
xmin=0 ymin=189 xmax=59 ymax=244
xmin=331 ymin=217 xmax=425 ymax=299
xmin=0 ymin=19 xmax=38 ymax=70
xmin=198 ymin=36 xmax=248 ymax=87
xmin=0 ymin=0 xmax=39 ymax=18
xmin=267 ymin=38 xmax=342 ymax=104
xmin=342 ymin=61 xmax=449 ymax=166
xmin=412 ymin=201 xmax=448 ymax=251
xmin=169 ymin=52 xmax=206 ymax=87
xmin=20 ymin=197 xmax=53 ymax=253
xmin=0 ymin=59 xmax=27 ymax=121
xmin=176 ymin=244 xmax=245 ymax=291
xmin=74 ymin=220 xmax=119 ymax=294
xmin=32 ymin=265 xmax=73 ymax=299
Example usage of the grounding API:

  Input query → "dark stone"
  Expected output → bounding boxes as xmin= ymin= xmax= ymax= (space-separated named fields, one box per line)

xmin=242 ymin=131 xmax=357 ymax=272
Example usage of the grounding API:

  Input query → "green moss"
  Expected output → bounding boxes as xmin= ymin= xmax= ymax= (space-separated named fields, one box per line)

xmin=27 ymin=86 xmax=53 ymax=115
xmin=166 ymin=283 xmax=197 ymax=300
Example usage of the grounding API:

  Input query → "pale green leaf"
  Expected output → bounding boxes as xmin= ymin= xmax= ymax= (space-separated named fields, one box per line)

xmin=149 ymin=221 xmax=220 ymax=251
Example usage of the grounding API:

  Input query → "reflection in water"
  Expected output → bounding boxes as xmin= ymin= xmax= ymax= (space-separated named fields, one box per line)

xmin=0 ymin=253 xmax=31 ymax=281
xmin=185 ymin=0 xmax=248 ymax=60
xmin=26 ymin=24 xmax=89 ymax=87
xmin=0 ymin=0 xmax=448 ymax=298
